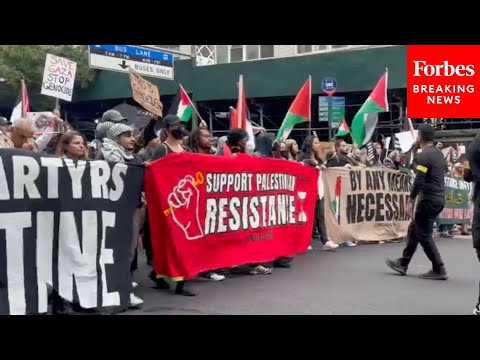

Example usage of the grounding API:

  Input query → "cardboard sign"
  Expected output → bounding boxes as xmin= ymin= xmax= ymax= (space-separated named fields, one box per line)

xmin=129 ymin=69 xmax=163 ymax=118
xmin=41 ymin=54 xmax=77 ymax=102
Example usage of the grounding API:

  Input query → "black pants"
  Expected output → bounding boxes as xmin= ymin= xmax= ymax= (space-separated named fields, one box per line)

xmin=472 ymin=196 xmax=480 ymax=304
xmin=143 ymin=208 xmax=153 ymax=263
xmin=400 ymin=198 xmax=445 ymax=272
xmin=313 ymin=199 xmax=328 ymax=245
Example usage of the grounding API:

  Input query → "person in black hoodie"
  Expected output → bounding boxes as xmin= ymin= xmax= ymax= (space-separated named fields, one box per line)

xmin=464 ymin=133 xmax=480 ymax=315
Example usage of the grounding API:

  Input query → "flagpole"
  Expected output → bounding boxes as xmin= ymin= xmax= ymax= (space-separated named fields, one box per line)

xmin=21 ymin=79 xmax=26 ymax=118
xmin=308 ymin=75 xmax=312 ymax=137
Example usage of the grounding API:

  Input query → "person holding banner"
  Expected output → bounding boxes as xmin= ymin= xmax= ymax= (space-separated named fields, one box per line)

xmin=386 ymin=124 xmax=448 ymax=281
xmin=98 ymin=123 xmax=145 ymax=307
xmin=326 ymin=140 xmax=358 ymax=168
xmin=464 ymin=134 xmax=480 ymax=315
xmin=283 ymin=139 xmax=300 ymax=161
xmin=150 ymin=115 xmax=197 ymax=296
xmin=226 ymin=128 xmax=250 ymax=155
xmin=55 ymin=131 xmax=87 ymax=160
xmin=185 ymin=126 xmax=226 ymax=281
xmin=298 ymin=135 xmax=340 ymax=250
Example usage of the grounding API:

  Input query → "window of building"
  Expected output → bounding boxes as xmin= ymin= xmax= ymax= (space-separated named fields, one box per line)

xmin=296 ymin=45 xmax=367 ymax=54
xmin=230 ymin=45 xmax=243 ymax=62
xmin=215 ymin=45 xmax=275 ymax=63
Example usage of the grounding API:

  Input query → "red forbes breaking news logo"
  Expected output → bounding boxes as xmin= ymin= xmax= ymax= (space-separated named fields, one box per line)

xmin=407 ymin=45 xmax=480 ymax=118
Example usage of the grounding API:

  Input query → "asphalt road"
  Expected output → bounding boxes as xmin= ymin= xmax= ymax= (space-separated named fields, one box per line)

xmin=128 ymin=236 xmax=479 ymax=315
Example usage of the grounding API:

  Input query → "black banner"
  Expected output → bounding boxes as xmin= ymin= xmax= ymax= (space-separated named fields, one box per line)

xmin=0 ymin=149 xmax=144 ymax=315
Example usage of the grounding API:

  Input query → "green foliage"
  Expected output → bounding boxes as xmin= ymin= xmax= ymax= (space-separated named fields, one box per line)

xmin=0 ymin=45 xmax=96 ymax=110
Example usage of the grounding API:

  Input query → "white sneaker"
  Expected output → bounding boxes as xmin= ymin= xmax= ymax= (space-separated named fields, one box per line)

xmin=129 ymin=293 xmax=143 ymax=308
xmin=249 ymin=265 xmax=273 ymax=275
xmin=308 ymin=245 xmax=313 ymax=250
xmin=208 ymin=273 xmax=226 ymax=281
xmin=132 ymin=282 xmax=138 ymax=289
xmin=344 ymin=241 xmax=357 ymax=247
xmin=323 ymin=241 xmax=339 ymax=251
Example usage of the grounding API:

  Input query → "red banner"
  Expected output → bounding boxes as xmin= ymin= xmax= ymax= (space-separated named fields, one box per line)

xmin=145 ymin=153 xmax=319 ymax=280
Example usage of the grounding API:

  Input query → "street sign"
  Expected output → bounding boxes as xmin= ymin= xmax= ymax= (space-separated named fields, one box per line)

xmin=319 ymin=96 xmax=345 ymax=128
xmin=321 ymin=77 xmax=337 ymax=96
xmin=88 ymin=45 xmax=174 ymax=80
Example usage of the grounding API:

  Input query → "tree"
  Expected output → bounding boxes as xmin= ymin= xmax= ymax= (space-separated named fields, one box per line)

xmin=0 ymin=45 xmax=96 ymax=111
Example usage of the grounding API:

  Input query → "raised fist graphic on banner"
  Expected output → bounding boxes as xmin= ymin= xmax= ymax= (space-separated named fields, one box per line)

xmin=166 ymin=173 xmax=204 ymax=240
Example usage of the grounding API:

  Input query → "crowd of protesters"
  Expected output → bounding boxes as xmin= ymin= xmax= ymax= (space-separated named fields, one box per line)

xmin=0 ymin=108 xmax=476 ymax=315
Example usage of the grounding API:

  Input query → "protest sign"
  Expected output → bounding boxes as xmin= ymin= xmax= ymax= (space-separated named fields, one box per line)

xmin=26 ymin=112 xmax=56 ymax=133
xmin=323 ymin=167 xmax=413 ymax=243
xmin=0 ymin=149 xmax=144 ymax=315
xmin=41 ymin=54 xmax=77 ymax=102
xmin=145 ymin=153 xmax=318 ymax=280
xmin=438 ymin=176 xmax=473 ymax=225
xmin=129 ymin=69 xmax=163 ymax=118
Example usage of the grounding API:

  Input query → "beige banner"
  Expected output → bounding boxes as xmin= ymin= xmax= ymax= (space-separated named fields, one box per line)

xmin=322 ymin=167 xmax=413 ymax=243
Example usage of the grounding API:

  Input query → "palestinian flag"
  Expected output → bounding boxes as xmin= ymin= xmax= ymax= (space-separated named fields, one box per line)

xmin=332 ymin=175 xmax=342 ymax=225
xmin=171 ymin=84 xmax=193 ymax=122
xmin=350 ymin=69 xmax=389 ymax=147
xmin=276 ymin=76 xmax=311 ymax=141
xmin=335 ymin=118 xmax=350 ymax=137
xmin=10 ymin=80 xmax=30 ymax=122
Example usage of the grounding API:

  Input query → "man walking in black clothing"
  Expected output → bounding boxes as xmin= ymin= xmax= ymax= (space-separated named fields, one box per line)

xmin=464 ymin=133 xmax=480 ymax=314
xmin=386 ymin=124 xmax=448 ymax=280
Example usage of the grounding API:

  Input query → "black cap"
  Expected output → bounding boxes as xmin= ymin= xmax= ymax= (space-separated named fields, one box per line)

xmin=0 ymin=117 xmax=11 ymax=126
xmin=161 ymin=114 xmax=181 ymax=129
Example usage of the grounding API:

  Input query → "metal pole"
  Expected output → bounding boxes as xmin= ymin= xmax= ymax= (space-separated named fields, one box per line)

xmin=328 ymin=95 xmax=333 ymax=140
xmin=259 ymin=105 xmax=264 ymax=128
xmin=209 ymin=108 xmax=214 ymax=133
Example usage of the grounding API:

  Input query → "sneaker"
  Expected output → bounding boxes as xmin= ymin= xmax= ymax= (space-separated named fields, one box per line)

xmin=385 ymin=258 xmax=407 ymax=276
xmin=132 ymin=282 xmax=138 ymax=289
xmin=323 ymin=241 xmax=339 ymax=251
xmin=129 ymin=293 xmax=144 ymax=308
xmin=419 ymin=268 xmax=448 ymax=281
xmin=249 ymin=265 xmax=273 ymax=275
xmin=344 ymin=241 xmax=357 ymax=247
xmin=473 ymin=304 xmax=480 ymax=315
xmin=201 ymin=272 xmax=225 ymax=281
xmin=308 ymin=245 xmax=313 ymax=250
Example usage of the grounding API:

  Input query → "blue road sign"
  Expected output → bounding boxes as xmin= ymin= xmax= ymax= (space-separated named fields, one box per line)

xmin=88 ymin=45 xmax=174 ymax=80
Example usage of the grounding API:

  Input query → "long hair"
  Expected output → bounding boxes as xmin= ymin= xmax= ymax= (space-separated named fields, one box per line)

xmin=55 ymin=131 xmax=87 ymax=159
xmin=284 ymin=139 xmax=298 ymax=160
xmin=299 ymin=135 xmax=322 ymax=163
xmin=255 ymin=132 xmax=275 ymax=157
xmin=187 ymin=127 xmax=211 ymax=153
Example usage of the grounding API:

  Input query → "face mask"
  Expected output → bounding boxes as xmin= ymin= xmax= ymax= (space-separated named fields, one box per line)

xmin=170 ymin=128 xmax=185 ymax=140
